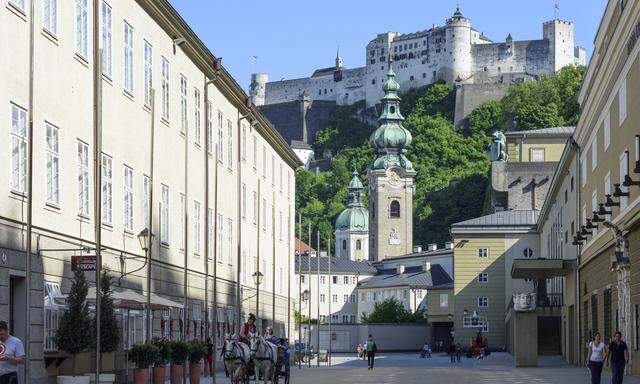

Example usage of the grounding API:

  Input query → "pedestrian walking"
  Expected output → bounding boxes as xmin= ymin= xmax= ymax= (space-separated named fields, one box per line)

xmin=455 ymin=343 xmax=462 ymax=362
xmin=606 ymin=331 xmax=629 ymax=384
xmin=204 ymin=337 xmax=213 ymax=377
xmin=586 ymin=332 xmax=606 ymax=384
xmin=362 ymin=338 xmax=368 ymax=360
xmin=449 ymin=343 xmax=456 ymax=363
xmin=366 ymin=334 xmax=377 ymax=370
xmin=0 ymin=321 xmax=26 ymax=384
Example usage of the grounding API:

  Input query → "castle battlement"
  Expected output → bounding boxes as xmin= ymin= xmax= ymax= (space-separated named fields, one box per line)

xmin=251 ymin=7 xmax=586 ymax=110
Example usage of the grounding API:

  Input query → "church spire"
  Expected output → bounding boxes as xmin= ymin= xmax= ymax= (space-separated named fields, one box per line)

xmin=347 ymin=171 xmax=364 ymax=208
xmin=369 ymin=68 xmax=414 ymax=171
xmin=335 ymin=45 xmax=343 ymax=69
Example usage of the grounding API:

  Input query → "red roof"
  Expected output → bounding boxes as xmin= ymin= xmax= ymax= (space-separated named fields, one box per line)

xmin=295 ymin=238 xmax=315 ymax=254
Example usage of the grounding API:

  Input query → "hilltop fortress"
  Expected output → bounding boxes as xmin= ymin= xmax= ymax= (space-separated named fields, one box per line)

xmin=252 ymin=7 xmax=585 ymax=159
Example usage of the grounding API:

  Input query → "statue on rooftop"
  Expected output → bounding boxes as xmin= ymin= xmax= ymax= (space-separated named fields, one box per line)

xmin=490 ymin=131 xmax=508 ymax=162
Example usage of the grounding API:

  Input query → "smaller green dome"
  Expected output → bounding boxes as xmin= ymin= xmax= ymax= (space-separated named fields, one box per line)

xmin=383 ymin=68 xmax=400 ymax=93
xmin=335 ymin=207 xmax=369 ymax=232
xmin=370 ymin=123 xmax=413 ymax=149
xmin=348 ymin=172 xmax=364 ymax=189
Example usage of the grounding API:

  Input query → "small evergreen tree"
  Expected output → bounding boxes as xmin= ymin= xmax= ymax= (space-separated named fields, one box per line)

xmin=95 ymin=270 xmax=120 ymax=353
xmin=56 ymin=269 xmax=93 ymax=356
xmin=361 ymin=298 xmax=426 ymax=324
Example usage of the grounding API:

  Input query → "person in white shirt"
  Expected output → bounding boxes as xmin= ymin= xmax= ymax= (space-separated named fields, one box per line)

xmin=0 ymin=321 xmax=26 ymax=384
xmin=586 ymin=332 xmax=606 ymax=384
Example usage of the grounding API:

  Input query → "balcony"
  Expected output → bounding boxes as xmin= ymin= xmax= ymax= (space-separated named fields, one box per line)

xmin=511 ymin=292 xmax=563 ymax=312
xmin=511 ymin=258 xmax=576 ymax=279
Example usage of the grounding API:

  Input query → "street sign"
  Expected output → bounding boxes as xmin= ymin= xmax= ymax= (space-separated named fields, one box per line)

xmin=71 ymin=255 xmax=97 ymax=271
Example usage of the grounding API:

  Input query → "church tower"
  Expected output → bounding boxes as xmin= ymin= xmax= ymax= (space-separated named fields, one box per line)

xmin=334 ymin=171 xmax=369 ymax=261
xmin=368 ymin=67 xmax=416 ymax=261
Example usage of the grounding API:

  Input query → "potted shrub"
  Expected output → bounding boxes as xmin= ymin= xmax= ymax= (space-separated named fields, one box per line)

xmin=168 ymin=340 xmax=189 ymax=384
xmin=129 ymin=342 xmax=159 ymax=384
xmin=86 ymin=271 xmax=120 ymax=384
xmin=187 ymin=340 xmax=207 ymax=384
xmin=55 ymin=269 xmax=93 ymax=384
xmin=151 ymin=338 xmax=171 ymax=384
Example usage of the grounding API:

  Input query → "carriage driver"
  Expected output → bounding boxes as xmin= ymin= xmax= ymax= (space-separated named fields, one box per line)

xmin=239 ymin=313 xmax=257 ymax=344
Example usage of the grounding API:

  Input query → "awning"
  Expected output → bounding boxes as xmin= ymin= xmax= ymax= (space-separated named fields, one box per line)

xmin=511 ymin=258 xmax=576 ymax=279
xmin=83 ymin=288 xmax=184 ymax=310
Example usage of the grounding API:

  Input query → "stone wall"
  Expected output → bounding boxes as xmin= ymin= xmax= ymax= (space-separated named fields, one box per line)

xmin=258 ymin=99 xmax=336 ymax=146
xmin=454 ymin=82 xmax=510 ymax=128
xmin=491 ymin=162 xmax=558 ymax=211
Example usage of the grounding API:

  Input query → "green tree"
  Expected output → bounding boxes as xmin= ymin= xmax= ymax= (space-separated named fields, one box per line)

xmin=361 ymin=298 xmax=426 ymax=324
xmin=463 ymin=100 xmax=503 ymax=136
xmin=95 ymin=270 xmax=120 ymax=353
xmin=56 ymin=269 xmax=93 ymax=356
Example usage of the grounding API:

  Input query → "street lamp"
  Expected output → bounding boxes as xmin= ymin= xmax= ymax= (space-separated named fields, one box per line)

xmin=301 ymin=289 xmax=310 ymax=303
xmin=252 ymin=271 xmax=264 ymax=286
xmin=137 ymin=227 xmax=153 ymax=342
xmin=138 ymin=228 xmax=151 ymax=251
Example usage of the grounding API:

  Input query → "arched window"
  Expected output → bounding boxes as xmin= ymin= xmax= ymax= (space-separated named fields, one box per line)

xmin=356 ymin=240 xmax=362 ymax=250
xmin=342 ymin=240 xmax=347 ymax=250
xmin=389 ymin=200 xmax=400 ymax=218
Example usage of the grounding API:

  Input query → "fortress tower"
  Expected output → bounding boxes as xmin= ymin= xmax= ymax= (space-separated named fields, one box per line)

xmin=250 ymin=73 xmax=268 ymax=106
xmin=543 ymin=19 xmax=577 ymax=71
xmin=445 ymin=6 xmax=472 ymax=83
xmin=368 ymin=67 xmax=416 ymax=261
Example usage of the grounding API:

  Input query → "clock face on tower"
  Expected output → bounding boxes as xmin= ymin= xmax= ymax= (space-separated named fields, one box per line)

xmin=386 ymin=168 xmax=402 ymax=188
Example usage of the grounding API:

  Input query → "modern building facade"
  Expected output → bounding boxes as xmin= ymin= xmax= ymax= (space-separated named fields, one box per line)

xmin=0 ymin=0 xmax=301 ymax=382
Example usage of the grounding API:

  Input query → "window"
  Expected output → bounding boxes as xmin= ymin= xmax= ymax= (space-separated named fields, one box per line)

xmin=43 ymin=0 xmax=58 ymax=36
xmin=342 ymin=240 xmax=347 ymax=250
xmin=252 ymin=136 xmax=257 ymax=169
xmin=271 ymin=155 xmax=275 ymax=185
xmin=217 ymin=111 xmax=224 ymax=162
xmin=523 ymin=248 xmax=533 ymax=258
xmin=604 ymin=112 xmax=610 ymax=151
xmin=11 ymin=104 xmax=27 ymax=194
xmin=531 ymin=148 xmax=545 ymax=162
xmin=76 ymin=0 xmax=88 ymax=58
xmin=193 ymin=201 xmax=201 ymax=255
xmin=350 ymin=294 xmax=356 ymax=303
xmin=227 ymin=120 xmax=233 ymax=168
xmin=123 ymin=166 xmax=134 ymax=232
xmin=619 ymin=79 xmax=627 ymax=125
xmin=77 ymin=140 xmax=90 ymax=215
xmin=207 ymin=209 xmax=213 ymax=260
xmin=320 ymin=294 xmax=325 ymax=303
xmin=477 ymin=297 xmax=489 ymax=307
xmin=581 ymin=154 xmax=587 ymax=186
xmin=342 ymin=315 xmax=349 ymax=324
xmin=143 ymin=175 xmax=150 ymax=228
xmin=356 ymin=239 xmax=362 ymax=250
xmin=179 ymin=194 xmax=185 ymax=250
xmin=440 ymin=294 xmax=448 ymax=308
xmin=279 ymin=164 xmax=283 ymax=193
xmin=161 ymin=58 xmax=170 ymax=120
xmin=620 ymin=151 xmax=629 ymax=209
xmin=101 ymin=155 xmax=113 ymax=225
xmin=207 ymin=102 xmax=213 ymax=153
xmin=180 ymin=76 xmax=188 ymax=134
xmin=332 ymin=314 xmax=339 ymax=323
xmin=252 ymin=191 xmax=258 ymax=225
xmin=160 ymin=184 xmax=170 ymax=244
xmin=8 ymin=0 xmax=25 ymax=11
xmin=332 ymin=294 xmax=338 ymax=303
xmin=262 ymin=146 xmax=267 ymax=177
xmin=242 ymin=124 xmax=247 ymax=161
xmin=332 ymin=276 xmax=337 ymax=284
xmin=194 ymin=89 xmax=201 ymax=144
xmin=591 ymin=138 xmax=598 ymax=171
xmin=216 ymin=214 xmax=224 ymax=263
xmin=343 ymin=276 xmax=349 ymax=284
xmin=478 ymin=272 xmax=488 ymax=283
xmin=227 ymin=218 xmax=233 ymax=264
xmin=478 ymin=248 xmax=489 ymax=258
xmin=241 ymin=183 xmax=247 ymax=218
xmin=123 ymin=22 xmax=134 ymax=93
xmin=45 ymin=123 xmax=60 ymax=206
xmin=279 ymin=211 xmax=283 ymax=240
xmin=351 ymin=276 xmax=356 ymax=284
xmin=143 ymin=41 xmax=153 ymax=106
xmin=300 ymin=275 xmax=305 ymax=284
xmin=389 ymin=200 xmax=400 ymax=218
xmin=262 ymin=198 xmax=267 ymax=231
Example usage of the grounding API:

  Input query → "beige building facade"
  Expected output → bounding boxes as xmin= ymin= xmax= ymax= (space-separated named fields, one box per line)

xmin=0 ymin=0 xmax=301 ymax=382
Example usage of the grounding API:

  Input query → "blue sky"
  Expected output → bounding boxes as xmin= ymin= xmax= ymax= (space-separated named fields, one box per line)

xmin=168 ymin=1 xmax=606 ymax=91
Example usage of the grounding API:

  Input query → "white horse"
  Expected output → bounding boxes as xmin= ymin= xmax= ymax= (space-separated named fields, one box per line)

xmin=250 ymin=333 xmax=278 ymax=384
xmin=222 ymin=334 xmax=250 ymax=384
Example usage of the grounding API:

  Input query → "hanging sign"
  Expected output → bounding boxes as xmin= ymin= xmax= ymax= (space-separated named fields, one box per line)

xmin=71 ymin=255 xmax=97 ymax=271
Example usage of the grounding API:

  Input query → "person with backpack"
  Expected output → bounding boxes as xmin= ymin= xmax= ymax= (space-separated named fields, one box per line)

xmin=366 ymin=334 xmax=377 ymax=370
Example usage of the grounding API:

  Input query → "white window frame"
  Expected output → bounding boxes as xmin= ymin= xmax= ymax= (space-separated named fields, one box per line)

xmin=180 ymin=76 xmax=188 ymax=134
xmin=11 ymin=104 xmax=28 ymax=194
xmin=161 ymin=58 xmax=170 ymax=121
xmin=581 ymin=153 xmax=587 ymax=187
xmin=591 ymin=137 xmax=598 ymax=171
xmin=227 ymin=120 xmax=233 ymax=168
xmin=217 ymin=214 xmax=224 ymax=263
xmin=207 ymin=101 xmax=213 ymax=154
xmin=179 ymin=193 xmax=186 ymax=250
xmin=477 ymin=297 xmax=489 ymax=308
xmin=160 ymin=184 xmax=170 ymax=245
xmin=43 ymin=0 xmax=58 ymax=36
xmin=217 ymin=111 xmax=224 ymax=162
xmin=252 ymin=136 xmax=257 ymax=170
xmin=143 ymin=41 xmax=153 ymax=107
xmin=207 ymin=208 xmax=213 ymax=260
xmin=193 ymin=200 xmax=201 ymax=256
xmin=241 ymin=183 xmax=247 ymax=218
xmin=478 ymin=272 xmax=488 ymax=283
xmin=123 ymin=22 xmax=134 ymax=94
xmin=253 ymin=191 xmax=258 ymax=225
xmin=45 ymin=122 xmax=60 ymax=206
xmin=241 ymin=124 xmax=247 ymax=161
xmin=320 ymin=294 xmax=325 ymax=303
xmin=194 ymin=89 xmax=201 ymax=145
xmin=530 ymin=147 xmax=545 ymax=162
xmin=75 ymin=0 xmax=88 ymax=58
xmin=77 ymin=140 xmax=90 ymax=216
xmin=604 ymin=112 xmax=610 ymax=151
xmin=619 ymin=79 xmax=627 ymax=125
xmin=477 ymin=248 xmax=489 ymax=258
xmin=123 ymin=166 xmax=134 ymax=233
xmin=101 ymin=154 xmax=113 ymax=225
xmin=143 ymin=175 xmax=150 ymax=228
xmin=440 ymin=293 xmax=448 ymax=308
xmin=227 ymin=218 xmax=233 ymax=265
xmin=101 ymin=2 xmax=112 ymax=78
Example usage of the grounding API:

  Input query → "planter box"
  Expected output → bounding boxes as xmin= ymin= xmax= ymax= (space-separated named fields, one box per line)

xmin=84 ymin=373 xmax=116 ymax=384
xmin=57 ymin=376 xmax=91 ymax=384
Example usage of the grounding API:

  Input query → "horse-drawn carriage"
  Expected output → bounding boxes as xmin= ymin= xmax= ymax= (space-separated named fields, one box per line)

xmin=222 ymin=333 xmax=291 ymax=384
